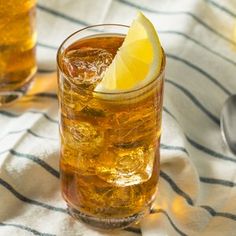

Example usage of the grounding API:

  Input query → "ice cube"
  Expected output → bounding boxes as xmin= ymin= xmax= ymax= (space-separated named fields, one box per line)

xmin=61 ymin=121 xmax=104 ymax=174
xmin=68 ymin=121 xmax=104 ymax=154
xmin=62 ymin=47 xmax=113 ymax=87
xmin=96 ymin=146 xmax=155 ymax=186
xmin=63 ymin=121 xmax=104 ymax=157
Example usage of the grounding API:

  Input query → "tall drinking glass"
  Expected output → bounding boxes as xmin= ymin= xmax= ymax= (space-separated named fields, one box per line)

xmin=57 ymin=24 xmax=165 ymax=230
xmin=0 ymin=0 xmax=37 ymax=105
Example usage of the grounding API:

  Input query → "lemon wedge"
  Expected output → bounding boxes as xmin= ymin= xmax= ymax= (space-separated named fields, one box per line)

xmin=94 ymin=12 xmax=163 ymax=93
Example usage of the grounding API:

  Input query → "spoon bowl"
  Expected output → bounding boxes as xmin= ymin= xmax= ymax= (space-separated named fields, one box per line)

xmin=220 ymin=94 xmax=236 ymax=155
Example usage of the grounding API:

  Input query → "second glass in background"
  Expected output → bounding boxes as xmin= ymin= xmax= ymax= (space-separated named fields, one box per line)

xmin=0 ymin=0 xmax=37 ymax=105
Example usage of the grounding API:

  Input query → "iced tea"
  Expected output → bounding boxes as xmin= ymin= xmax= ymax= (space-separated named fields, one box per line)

xmin=0 ymin=0 xmax=37 ymax=105
xmin=57 ymin=25 xmax=165 ymax=229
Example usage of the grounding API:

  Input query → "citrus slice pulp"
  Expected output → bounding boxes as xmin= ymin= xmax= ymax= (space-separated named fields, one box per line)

xmin=94 ymin=12 xmax=163 ymax=93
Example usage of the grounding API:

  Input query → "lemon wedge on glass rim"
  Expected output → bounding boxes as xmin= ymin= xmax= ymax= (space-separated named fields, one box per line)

xmin=94 ymin=12 xmax=163 ymax=96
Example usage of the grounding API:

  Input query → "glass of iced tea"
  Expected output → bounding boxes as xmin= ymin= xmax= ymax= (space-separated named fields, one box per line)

xmin=0 ymin=0 xmax=37 ymax=105
xmin=57 ymin=24 xmax=165 ymax=230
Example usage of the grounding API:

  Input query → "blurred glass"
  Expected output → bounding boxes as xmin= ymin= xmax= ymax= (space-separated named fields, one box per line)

xmin=0 ymin=0 xmax=37 ymax=105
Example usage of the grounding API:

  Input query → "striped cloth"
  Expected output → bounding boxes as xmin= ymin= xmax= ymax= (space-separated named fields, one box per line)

xmin=1 ymin=0 xmax=236 ymax=235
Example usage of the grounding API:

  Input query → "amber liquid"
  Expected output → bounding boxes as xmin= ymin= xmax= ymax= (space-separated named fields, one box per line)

xmin=58 ymin=35 xmax=164 ymax=226
xmin=0 ymin=0 xmax=37 ymax=104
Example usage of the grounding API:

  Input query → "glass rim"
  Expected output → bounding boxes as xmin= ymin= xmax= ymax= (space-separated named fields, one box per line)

xmin=57 ymin=24 xmax=166 ymax=96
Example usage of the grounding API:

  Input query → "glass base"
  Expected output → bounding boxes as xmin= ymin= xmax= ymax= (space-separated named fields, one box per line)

xmin=68 ymin=206 xmax=147 ymax=230
xmin=0 ymin=74 xmax=35 ymax=106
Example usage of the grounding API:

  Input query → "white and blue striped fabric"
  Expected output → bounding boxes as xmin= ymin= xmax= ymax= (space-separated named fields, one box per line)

xmin=1 ymin=0 xmax=236 ymax=235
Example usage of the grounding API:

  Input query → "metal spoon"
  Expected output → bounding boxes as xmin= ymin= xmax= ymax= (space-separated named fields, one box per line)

xmin=220 ymin=94 xmax=236 ymax=155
